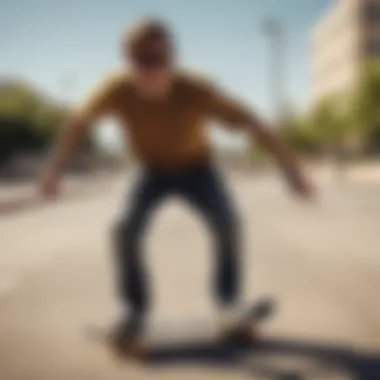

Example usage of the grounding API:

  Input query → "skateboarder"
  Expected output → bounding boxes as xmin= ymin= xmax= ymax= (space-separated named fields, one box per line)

xmin=39 ymin=18 xmax=313 ymax=355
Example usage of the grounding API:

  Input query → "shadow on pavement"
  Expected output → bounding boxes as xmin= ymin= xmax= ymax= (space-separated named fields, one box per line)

xmin=146 ymin=338 xmax=380 ymax=380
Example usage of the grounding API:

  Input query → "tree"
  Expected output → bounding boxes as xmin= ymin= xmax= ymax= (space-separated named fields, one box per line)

xmin=307 ymin=94 xmax=358 ymax=158
xmin=0 ymin=79 xmax=71 ymax=167
xmin=351 ymin=60 xmax=380 ymax=154
xmin=279 ymin=105 xmax=321 ymax=157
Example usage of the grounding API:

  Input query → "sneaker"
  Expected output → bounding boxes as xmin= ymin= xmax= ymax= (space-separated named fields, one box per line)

xmin=218 ymin=303 xmax=259 ymax=344
xmin=108 ymin=313 xmax=148 ymax=358
xmin=219 ymin=323 xmax=259 ymax=344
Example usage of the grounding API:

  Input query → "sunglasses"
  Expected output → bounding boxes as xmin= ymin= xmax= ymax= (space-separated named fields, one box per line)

xmin=134 ymin=52 xmax=169 ymax=69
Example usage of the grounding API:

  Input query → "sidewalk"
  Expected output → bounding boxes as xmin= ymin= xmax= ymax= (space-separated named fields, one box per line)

xmin=314 ymin=162 xmax=380 ymax=184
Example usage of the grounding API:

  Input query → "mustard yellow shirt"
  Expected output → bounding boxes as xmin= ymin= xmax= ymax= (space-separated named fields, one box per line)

xmin=75 ymin=70 xmax=253 ymax=170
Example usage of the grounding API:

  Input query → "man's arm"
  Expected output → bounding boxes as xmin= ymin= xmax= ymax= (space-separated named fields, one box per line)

xmin=203 ymin=82 xmax=312 ymax=197
xmin=241 ymin=114 xmax=310 ymax=195
xmin=39 ymin=76 xmax=118 ymax=197
xmin=41 ymin=119 xmax=90 ymax=183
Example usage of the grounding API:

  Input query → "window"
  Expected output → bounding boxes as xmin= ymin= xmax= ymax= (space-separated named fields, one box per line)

xmin=362 ymin=4 xmax=380 ymax=24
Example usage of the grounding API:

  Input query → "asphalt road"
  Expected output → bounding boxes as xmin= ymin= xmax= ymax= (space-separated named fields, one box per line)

xmin=0 ymin=172 xmax=379 ymax=380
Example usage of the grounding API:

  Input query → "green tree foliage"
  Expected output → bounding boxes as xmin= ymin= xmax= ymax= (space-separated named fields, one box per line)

xmin=281 ymin=94 xmax=357 ymax=159
xmin=253 ymin=61 xmax=380 ymax=161
xmin=307 ymin=95 xmax=351 ymax=148
xmin=279 ymin=106 xmax=320 ymax=156
xmin=0 ymin=79 xmax=70 ymax=167
xmin=351 ymin=60 xmax=380 ymax=153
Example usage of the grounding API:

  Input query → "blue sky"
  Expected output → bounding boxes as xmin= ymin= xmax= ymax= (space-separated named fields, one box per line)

xmin=0 ymin=0 xmax=331 ymax=148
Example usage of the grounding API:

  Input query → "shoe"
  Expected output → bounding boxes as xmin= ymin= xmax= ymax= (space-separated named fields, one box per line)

xmin=219 ymin=323 xmax=259 ymax=344
xmin=108 ymin=313 xmax=148 ymax=359
xmin=218 ymin=303 xmax=259 ymax=344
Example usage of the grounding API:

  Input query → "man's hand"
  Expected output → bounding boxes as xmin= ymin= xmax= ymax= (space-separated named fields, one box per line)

xmin=37 ymin=117 xmax=89 ymax=200
xmin=38 ymin=169 xmax=60 ymax=200
xmin=240 ymin=116 xmax=315 ymax=201
xmin=285 ymin=167 xmax=314 ymax=201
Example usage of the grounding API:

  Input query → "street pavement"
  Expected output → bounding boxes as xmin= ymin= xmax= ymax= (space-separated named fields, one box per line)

xmin=0 ymin=171 xmax=379 ymax=380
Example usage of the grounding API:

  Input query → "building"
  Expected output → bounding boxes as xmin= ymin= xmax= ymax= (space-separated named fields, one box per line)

xmin=311 ymin=0 xmax=380 ymax=105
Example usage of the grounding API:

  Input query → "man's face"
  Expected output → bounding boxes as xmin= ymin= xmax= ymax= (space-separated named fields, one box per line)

xmin=129 ymin=36 xmax=172 ymax=82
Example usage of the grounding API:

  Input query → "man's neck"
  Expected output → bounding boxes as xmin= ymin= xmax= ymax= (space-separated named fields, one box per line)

xmin=132 ymin=70 xmax=176 ymax=100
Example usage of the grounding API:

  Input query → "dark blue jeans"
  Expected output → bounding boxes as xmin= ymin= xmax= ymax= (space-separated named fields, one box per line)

xmin=113 ymin=164 xmax=241 ymax=315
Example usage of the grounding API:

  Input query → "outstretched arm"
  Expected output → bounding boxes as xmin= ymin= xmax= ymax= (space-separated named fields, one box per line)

xmin=39 ymin=76 xmax=118 ymax=198
xmin=242 ymin=114 xmax=311 ymax=197
xmin=204 ymin=83 xmax=313 ymax=198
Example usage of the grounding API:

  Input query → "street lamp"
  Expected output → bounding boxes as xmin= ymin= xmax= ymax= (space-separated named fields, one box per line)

xmin=262 ymin=17 xmax=284 ymax=126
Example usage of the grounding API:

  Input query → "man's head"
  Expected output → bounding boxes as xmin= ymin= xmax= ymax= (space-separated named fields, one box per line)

xmin=122 ymin=18 xmax=175 ymax=95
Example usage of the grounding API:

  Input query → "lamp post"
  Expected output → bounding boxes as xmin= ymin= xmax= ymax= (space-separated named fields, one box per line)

xmin=262 ymin=17 xmax=284 ymax=126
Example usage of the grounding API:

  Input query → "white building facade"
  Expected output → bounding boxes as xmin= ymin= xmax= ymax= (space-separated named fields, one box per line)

xmin=311 ymin=0 xmax=380 ymax=104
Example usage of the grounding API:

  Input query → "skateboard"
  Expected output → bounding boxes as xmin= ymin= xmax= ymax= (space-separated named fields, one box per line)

xmin=85 ymin=297 xmax=277 ymax=362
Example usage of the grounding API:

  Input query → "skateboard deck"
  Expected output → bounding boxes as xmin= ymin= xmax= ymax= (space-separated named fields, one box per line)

xmin=85 ymin=298 xmax=276 ymax=362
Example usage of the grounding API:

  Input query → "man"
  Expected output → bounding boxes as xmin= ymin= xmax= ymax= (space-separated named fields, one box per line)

xmin=40 ymin=18 xmax=312 ymax=355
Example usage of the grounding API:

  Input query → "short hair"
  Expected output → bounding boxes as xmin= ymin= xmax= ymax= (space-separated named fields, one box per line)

xmin=123 ymin=17 xmax=174 ymax=57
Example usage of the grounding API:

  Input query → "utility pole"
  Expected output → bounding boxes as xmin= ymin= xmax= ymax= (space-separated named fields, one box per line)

xmin=262 ymin=17 xmax=284 ymax=127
